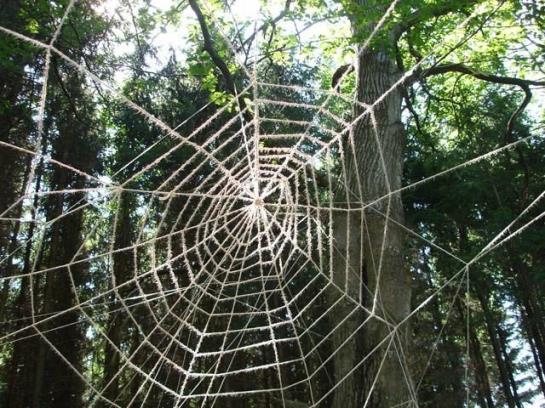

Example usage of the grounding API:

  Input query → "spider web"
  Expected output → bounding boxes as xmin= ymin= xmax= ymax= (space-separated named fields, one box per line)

xmin=0 ymin=0 xmax=544 ymax=407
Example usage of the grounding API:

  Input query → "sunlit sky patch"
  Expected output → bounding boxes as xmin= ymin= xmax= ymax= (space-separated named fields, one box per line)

xmin=94 ymin=0 xmax=352 ymax=85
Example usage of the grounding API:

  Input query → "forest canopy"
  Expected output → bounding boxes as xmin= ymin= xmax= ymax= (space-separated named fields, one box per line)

xmin=0 ymin=0 xmax=544 ymax=407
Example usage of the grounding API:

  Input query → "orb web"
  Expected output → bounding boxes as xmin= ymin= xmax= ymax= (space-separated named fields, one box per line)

xmin=0 ymin=0 xmax=543 ymax=407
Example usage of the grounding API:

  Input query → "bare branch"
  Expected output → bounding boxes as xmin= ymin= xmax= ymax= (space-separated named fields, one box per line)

xmin=419 ymin=63 xmax=545 ymax=137
xmin=415 ymin=63 xmax=543 ymax=200
xmin=239 ymin=0 xmax=293 ymax=53
xmin=420 ymin=63 xmax=545 ymax=88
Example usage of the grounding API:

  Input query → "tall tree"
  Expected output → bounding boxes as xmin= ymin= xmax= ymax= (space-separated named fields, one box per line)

xmin=329 ymin=0 xmax=545 ymax=405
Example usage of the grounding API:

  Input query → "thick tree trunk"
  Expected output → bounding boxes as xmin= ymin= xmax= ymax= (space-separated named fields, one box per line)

xmin=329 ymin=7 xmax=412 ymax=402
xmin=328 ymin=212 xmax=364 ymax=407
xmin=356 ymin=46 xmax=412 ymax=407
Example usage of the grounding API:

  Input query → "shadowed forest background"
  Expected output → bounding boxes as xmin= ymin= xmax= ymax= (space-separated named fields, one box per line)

xmin=0 ymin=0 xmax=545 ymax=407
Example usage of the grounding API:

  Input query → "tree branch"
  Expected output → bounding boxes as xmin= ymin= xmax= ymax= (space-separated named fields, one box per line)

xmin=392 ymin=0 xmax=479 ymax=41
xmin=52 ymin=59 xmax=90 ymax=127
xmin=419 ymin=63 xmax=544 ymax=137
xmin=417 ymin=63 xmax=543 ymax=200
xmin=420 ymin=63 xmax=545 ymax=87
xmin=239 ymin=0 xmax=292 ymax=53
xmin=188 ymin=0 xmax=236 ymax=95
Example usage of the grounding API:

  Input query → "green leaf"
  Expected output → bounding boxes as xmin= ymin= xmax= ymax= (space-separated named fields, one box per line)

xmin=26 ymin=19 xmax=39 ymax=34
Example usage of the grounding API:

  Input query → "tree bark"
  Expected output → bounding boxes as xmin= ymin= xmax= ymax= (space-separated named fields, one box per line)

xmin=99 ymin=192 xmax=135 ymax=406
xmin=0 ymin=155 xmax=31 ymax=317
xmin=355 ymin=34 xmax=411 ymax=408
xmin=329 ymin=1 xmax=413 ymax=404
xmin=28 ymin=69 xmax=96 ymax=408
xmin=497 ymin=324 xmax=523 ymax=408
xmin=456 ymin=298 xmax=495 ymax=408
xmin=35 ymin=134 xmax=87 ymax=408
xmin=521 ymin=305 xmax=545 ymax=397
xmin=328 ymin=212 xmax=364 ymax=407
xmin=477 ymin=291 xmax=520 ymax=408
xmin=4 ymin=157 xmax=45 ymax=408
xmin=510 ymin=254 xmax=545 ymax=383
xmin=424 ymin=263 xmax=465 ymax=406
xmin=0 ymin=0 xmax=31 ymax=270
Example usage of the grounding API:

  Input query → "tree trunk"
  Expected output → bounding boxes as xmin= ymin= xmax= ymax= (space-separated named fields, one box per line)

xmin=497 ymin=325 xmax=522 ymax=408
xmin=456 ymin=298 xmax=495 ymax=408
xmin=328 ymin=212 xmax=364 ymax=407
xmin=0 ymin=155 xmax=31 ymax=317
xmin=521 ymin=307 xmax=545 ymax=397
xmin=329 ymin=3 xmax=412 ymax=403
xmin=4 ymin=158 xmax=45 ymax=408
xmin=355 ymin=38 xmax=412 ymax=408
xmin=493 ymin=184 xmax=545 ymax=396
xmin=0 ymin=0 xmax=32 ymax=245
xmin=510 ymin=254 xmax=545 ymax=383
xmin=36 ymin=146 xmax=87 ymax=408
xmin=99 ymin=192 xmax=135 ymax=406
xmin=424 ymin=264 xmax=465 ymax=406
xmin=30 ymin=70 xmax=95 ymax=408
xmin=478 ymin=291 xmax=520 ymax=408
